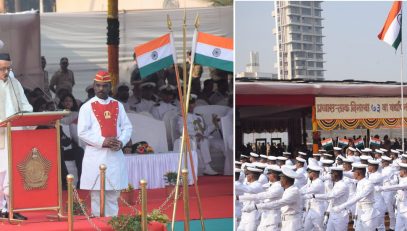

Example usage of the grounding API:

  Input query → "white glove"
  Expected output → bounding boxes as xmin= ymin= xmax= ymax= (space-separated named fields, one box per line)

xmin=242 ymin=203 xmax=256 ymax=213
xmin=375 ymin=186 xmax=383 ymax=192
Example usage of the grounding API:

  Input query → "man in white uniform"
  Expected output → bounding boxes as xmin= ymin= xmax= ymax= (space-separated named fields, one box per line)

xmin=332 ymin=163 xmax=379 ymax=231
xmin=238 ymin=165 xmax=284 ymax=231
xmin=381 ymin=155 xmax=397 ymax=230
xmin=367 ymin=159 xmax=386 ymax=231
xmin=376 ymin=162 xmax=407 ymax=230
xmin=308 ymin=166 xmax=349 ymax=231
xmin=245 ymin=166 xmax=304 ymax=231
xmin=151 ymin=84 xmax=178 ymax=120
xmin=0 ymin=53 xmax=32 ymax=220
xmin=77 ymin=70 xmax=132 ymax=217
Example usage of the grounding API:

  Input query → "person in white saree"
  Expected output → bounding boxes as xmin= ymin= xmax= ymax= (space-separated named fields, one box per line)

xmin=77 ymin=70 xmax=132 ymax=217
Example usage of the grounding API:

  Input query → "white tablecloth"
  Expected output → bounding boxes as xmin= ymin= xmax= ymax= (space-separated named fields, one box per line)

xmin=125 ymin=151 xmax=198 ymax=189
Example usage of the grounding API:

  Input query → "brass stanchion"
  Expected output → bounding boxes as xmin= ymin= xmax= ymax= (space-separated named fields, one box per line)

xmin=182 ymin=169 xmax=190 ymax=231
xmin=99 ymin=164 xmax=107 ymax=217
xmin=67 ymin=174 xmax=74 ymax=231
xmin=140 ymin=180 xmax=148 ymax=231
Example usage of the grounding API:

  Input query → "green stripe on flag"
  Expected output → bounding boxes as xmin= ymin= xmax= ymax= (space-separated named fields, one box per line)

xmin=393 ymin=32 xmax=402 ymax=50
xmin=195 ymin=53 xmax=233 ymax=72
xmin=139 ymin=55 xmax=174 ymax=78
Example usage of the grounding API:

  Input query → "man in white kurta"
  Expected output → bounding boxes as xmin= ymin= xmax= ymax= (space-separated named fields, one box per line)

xmin=78 ymin=71 xmax=132 ymax=217
xmin=0 ymin=53 xmax=33 ymax=219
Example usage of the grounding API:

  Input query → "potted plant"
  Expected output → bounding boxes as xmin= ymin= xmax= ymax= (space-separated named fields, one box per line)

xmin=120 ymin=183 xmax=135 ymax=206
xmin=163 ymin=171 xmax=179 ymax=196
xmin=108 ymin=210 xmax=168 ymax=231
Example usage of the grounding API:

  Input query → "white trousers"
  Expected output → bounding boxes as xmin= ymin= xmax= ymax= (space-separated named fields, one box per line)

xmin=196 ymin=138 xmax=211 ymax=165
xmin=281 ymin=213 xmax=303 ymax=231
xmin=303 ymin=209 xmax=324 ymax=231
xmin=91 ymin=190 xmax=120 ymax=217
xmin=396 ymin=211 xmax=407 ymax=231
xmin=384 ymin=193 xmax=396 ymax=230
xmin=326 ymin=212 xmax=349 ymax=231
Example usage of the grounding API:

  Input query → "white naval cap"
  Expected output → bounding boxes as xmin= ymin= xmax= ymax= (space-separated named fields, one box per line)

xmin=318 ymin=149 xmax=327 ymax=153
xmin=307 ymin=164 xmax=322 ymax=172
xmin=240 ymin=154 xmax=249 ymax=159
xmin=379 ymin=148 xmax=388 ymax=152
xmin=247 ymin=167 xmax=263 ymax=173
xmin=334 ymin=147 xmax=342 ymax=151
xmin=280 ymin=166 xmax=299 ymax=179
xmin=254 ymin=162 xmax=267 ymax=169
xmin=266 ymin=165 xmax=282 ymax=173
xmin=321 ymin=159 xmax=334 ymax=165
xmin=336 ymin=155 xmax=345 ymax=160
xmin=296 ymin=157 xmax=306 ymax=163
xmin=190 ymin=94 xmax=198 ymax=100
xmin=362 ymin=148 xmax=372 ymax=153
xmin=323 ymin=153 xmax=333 ymax=158
xmin=268 ymin=156 xmax=277 ymax=161
xmin=367 ymin=159 xmax=381 ymax=165
xmin=277 ymin=156 xmax=288 ymax=161
xmin=313 ymin=153 xmax=322 ymax=156
xmin=356 ymin=148 xmax=362 ymax=153
xmin=250 ymin=152 xmax=259 ymax=158
xmin=402 ymin=154 xmax=407 ymax=159
xmin=342 ymin=157 xmax=354 ymax=163
xmin=235 ymin=161 xmax=242 ymax=165
xmin=139 ymin=82 xmax=156 ymax=89
xmin=352 ymin=163 xmax=368 ymax=170
xmin=399 ymin=162 xmax=407 ymax=169
xmin=381 ymin=156 xmax=392 ymax=161
xmin=375 ymin=150 xmax=384 ymax=155
xmin=360 ymin=155 xmax=372 ymax=161
xmin=330 ymin=166 xmax=344 ymax=171
xmin=260 ymin=154 xmax=268 ymax=159
xmin=298 ymin=151 xmax=307 ymax=156
xmin=348 ymin=147 xmax=356 ymax=152
xmin=390 ymin=149 xmax=399 ymax=154
xmin=159 ymin=84 xmax=177 ymax=91
xmin=283 ymin=152 xmax=291 ymax=156
xmin=235 ymin=168 xmax=242 ymax=173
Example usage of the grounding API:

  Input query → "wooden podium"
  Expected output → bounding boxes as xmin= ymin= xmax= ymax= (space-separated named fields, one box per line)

xmin=0 ymin=111 xmax=70 ymax=221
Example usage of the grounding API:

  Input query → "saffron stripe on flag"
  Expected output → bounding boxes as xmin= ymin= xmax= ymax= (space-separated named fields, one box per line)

xmin=197 ymin=32 xmax=233 ymax=50
xmin=195 ymin=53 xmax=233 ymax=72
xmin=135 ymin=34 xmax=171 ymax=56
xmin=378 ymin=1 xmax=402 ymax=40
xmin=139 ymin=55 xmax=174 ymax=78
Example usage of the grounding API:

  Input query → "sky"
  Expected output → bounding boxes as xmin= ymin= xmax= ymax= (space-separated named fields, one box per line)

xmin=235 ymin=1 xmax=404 ymax=82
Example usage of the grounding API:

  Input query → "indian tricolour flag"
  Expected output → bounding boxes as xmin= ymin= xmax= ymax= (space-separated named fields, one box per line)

xmin=370 ymin=137 xmax=381 ymax=148
xmin=321 ymin=138 xmax=333 ymax=151
xmin=338 ymin=138 xmax=349 ymax=148
xmin=354 ymin=138 xmax=365 ymax=149
xmin=135 ymin=33 xmax=176 ymax=78
xmin=192 ymin=31 xmax=233 ymax=72
xmin=378 ymin=1 xmax=402 ymax=50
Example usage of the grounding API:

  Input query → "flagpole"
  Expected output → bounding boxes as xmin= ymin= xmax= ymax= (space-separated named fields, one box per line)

xmin=401 ymin=40 xmax=404 ymax=151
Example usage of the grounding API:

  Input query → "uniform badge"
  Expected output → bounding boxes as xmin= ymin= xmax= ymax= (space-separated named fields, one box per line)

xmin=104 ymin=111 xmax=111 ymax=119
xmin=17 ymin=148 xmax=51 ymax=190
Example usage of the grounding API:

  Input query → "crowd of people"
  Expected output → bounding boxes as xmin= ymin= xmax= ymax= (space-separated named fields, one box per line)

xmin=235 ymin=139 xmax=407 ymax=231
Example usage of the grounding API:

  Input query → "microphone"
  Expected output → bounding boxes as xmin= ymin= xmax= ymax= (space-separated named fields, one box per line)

xmin=8 ymin=71 xmax=22 ymax=114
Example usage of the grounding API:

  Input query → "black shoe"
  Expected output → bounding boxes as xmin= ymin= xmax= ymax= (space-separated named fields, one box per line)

xmin=0 ymin=212 xmax=7 ymax=218
xmin=13 ymin=212 xmax=27 ymax=220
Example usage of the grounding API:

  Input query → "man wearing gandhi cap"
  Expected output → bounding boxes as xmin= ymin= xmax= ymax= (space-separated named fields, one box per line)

xmin=332 ymin=163 xmax=379 ymax=230
xmin=0 ymin=53 xmax=32 ymax=220
xmin=243 ymin=166 xmax=303 ymax=231
xmin=77 ymin=70 xmax=133 ymax=217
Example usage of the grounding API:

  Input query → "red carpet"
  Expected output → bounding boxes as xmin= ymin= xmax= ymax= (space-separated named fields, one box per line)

xmin=1 ymin=176 xmax=232 ymax=230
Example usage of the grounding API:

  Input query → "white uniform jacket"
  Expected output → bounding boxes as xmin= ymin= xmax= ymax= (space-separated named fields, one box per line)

xmin=78 ymin=97 xmax=132 ymax=190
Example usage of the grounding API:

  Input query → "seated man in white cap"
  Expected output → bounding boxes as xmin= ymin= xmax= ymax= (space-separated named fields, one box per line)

xmin=244 ymin=166 xmax=304 ymax=231
xmin=178 ymin=94 xmax=217 ymax=175
xmin=237 ymin=165 xmax=284 ymax=231
xmin=300 ymin=164 xmax=325 ymax=231
xmin=307 ymin=166 xmax=349 ymax=231
xmin=236 ymin=167 xmax=264 ymax=231
xmin=381 ymin=155 xmax=397 ymax=231
xmin=332 ymin=163 xmax=379 ymax=231
xmin=128 ymin=82 xmax=157 ymax=113
xmin=376 ymin=162 xmax=407 ymax=230
xmin=151 ymin=84 xmax=178 ymax=120
xmin=0 ymin=53 xmax=33 ymax=220
xmin=367 ymin=159 xmax=386 ymax=231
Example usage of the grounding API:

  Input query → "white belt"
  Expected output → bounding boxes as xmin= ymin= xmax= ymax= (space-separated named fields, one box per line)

xmin=357 ymin=201 xmax=374 ymax=210
xmin=281 ymin=213 xmax=300 ymax=221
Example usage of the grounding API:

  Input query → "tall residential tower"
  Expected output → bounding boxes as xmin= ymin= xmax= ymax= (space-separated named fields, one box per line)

xmin=273 ymin=1 xmax=324 ymax=80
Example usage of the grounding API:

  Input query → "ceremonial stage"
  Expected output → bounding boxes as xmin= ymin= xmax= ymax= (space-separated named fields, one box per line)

xmin=1 ymin=176 xmax=233 ymax=230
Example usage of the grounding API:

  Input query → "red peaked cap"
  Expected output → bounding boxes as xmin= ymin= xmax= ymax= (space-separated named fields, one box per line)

xmin=94 ymin=70 xmax=111 ymax=82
